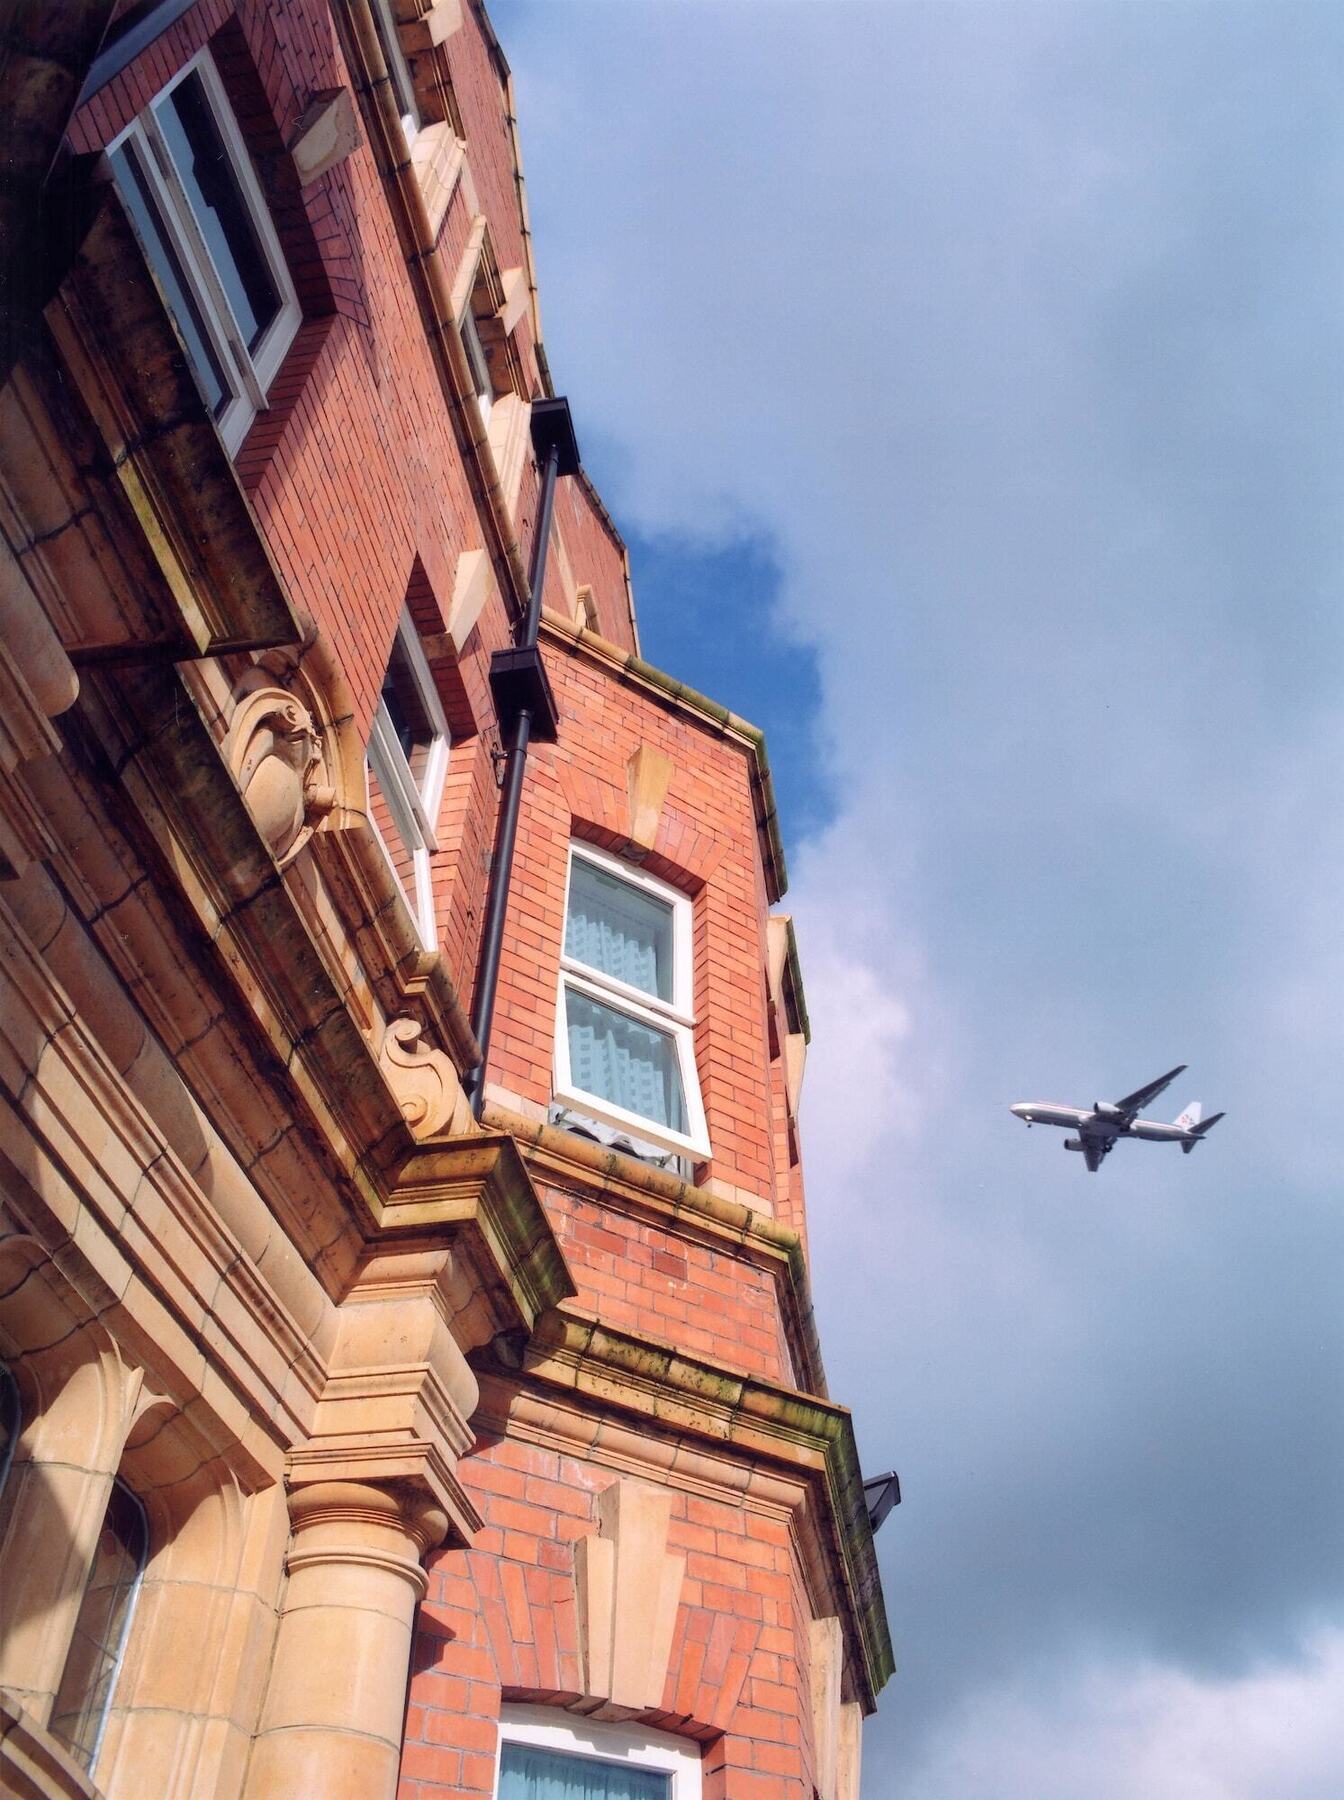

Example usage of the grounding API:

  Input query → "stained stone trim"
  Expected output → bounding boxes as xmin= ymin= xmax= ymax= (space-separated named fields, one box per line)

xmin=382 ymin=1133 xmax=575 ymax=1332
xmin=490 ymin=1310 xmax=895 ymax=1712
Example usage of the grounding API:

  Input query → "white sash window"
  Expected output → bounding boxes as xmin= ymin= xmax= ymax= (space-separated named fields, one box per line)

xmin=554 ymin=845 xmax=709 ymax=1160
xmin=107 ymin=49 xmax=300 ymax=455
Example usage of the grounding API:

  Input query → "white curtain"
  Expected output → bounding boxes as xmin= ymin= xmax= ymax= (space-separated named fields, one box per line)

xmin=565 ymin=861 xmax=673 ymax=1001
xmin=498 ymin=1743 xmax=670 ymax=1799
xmin=565 ymin=991 xmax=686 ymax=1133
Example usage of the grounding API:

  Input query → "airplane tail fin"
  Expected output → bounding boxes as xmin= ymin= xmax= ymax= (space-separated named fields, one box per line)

xmin=1181 ymin=1109 xmax=1224 ymax=1153
xmin=1174 ymin=1101 xmax=1201 ymax=1131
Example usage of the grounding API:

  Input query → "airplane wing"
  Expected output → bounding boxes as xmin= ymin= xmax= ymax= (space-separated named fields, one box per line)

xmin=1083 ymin=1139 xmax=1113 ymax=1174
xmin=1114 ymin=1064 xmax=1187 ymax=1121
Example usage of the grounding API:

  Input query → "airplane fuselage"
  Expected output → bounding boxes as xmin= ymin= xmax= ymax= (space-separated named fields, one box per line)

xmin=1010 ymin=1103 xmax=1192 ymax=1145
xmin=1011 ymin=1067 xmax=1222 ymax=1171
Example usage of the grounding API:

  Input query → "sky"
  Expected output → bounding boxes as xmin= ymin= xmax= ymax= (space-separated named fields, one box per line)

xmin=493 ymin=3 xmax=1344 ymax=1793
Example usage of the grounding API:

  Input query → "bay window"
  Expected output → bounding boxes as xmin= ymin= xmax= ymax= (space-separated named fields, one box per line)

xmin=554 ymin=845 xmax=709 ymax=1161
xmin=107 ymin=49 xmax=300 ymax=455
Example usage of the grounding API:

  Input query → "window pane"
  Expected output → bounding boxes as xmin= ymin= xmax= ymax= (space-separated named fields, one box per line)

xmin=566 ymin=861 xmax=674 ymax=1001
xmin=381 ymin=635 xmax=437 ymax=785
xmin=49 ymin=1479 xmax=148 ymax=1770
xmin=565 ymin=989 xmax=686 ymax=1134
xmin=499 ymin=1742 xmax=671 ymax=1799
xmin=461 ymin=308 xmax=492 ymax=402
xmin=371 ymin=0 xmax=420 ymax=130
xmin=366 ymin=749 xmax=420 ymax=918
xmin=109 ymin=140 xmax=229 ymax=415
xmin=156 ymin=70 xmax=280 ymax=352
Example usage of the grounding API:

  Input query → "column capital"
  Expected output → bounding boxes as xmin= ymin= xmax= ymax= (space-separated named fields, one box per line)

xmin=287 ymin=1477 xmax=449 ymax=1562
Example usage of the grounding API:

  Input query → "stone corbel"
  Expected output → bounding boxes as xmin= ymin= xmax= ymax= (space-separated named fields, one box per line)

xmin=498 ymin=265 xmax=530 ymax=336
xmin=767 ymin=913 xmax=810 ymax=1115
xmin=438 ymin=545 xmax=495 ymax=653
xmin=574 ymin=1479 xmax=686 ymax=1710
xmin=410 ymin=122 xmax=466 ymax=241
xmin=485 ymin=391 xmax=531 ymax=514
xmin=396 ymin=0 xmax=464 ymax=50
xmin=286 ymin=87 xmax=362 ymax=187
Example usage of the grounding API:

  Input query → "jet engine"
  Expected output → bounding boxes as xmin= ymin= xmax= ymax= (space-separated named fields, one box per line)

xmin=1063 ymin=1137 xmax=1085 ymax=1152
xmin=1093 ymin=1101 xmax=1123 ymax=1121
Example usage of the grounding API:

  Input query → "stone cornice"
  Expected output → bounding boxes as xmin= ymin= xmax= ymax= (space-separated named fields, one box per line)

xmin=71 ymin=658 xmax=412 ymax=1214
xmin=57 ymin=661 xmax=569 ymax=1331
xmin=381 ymin=1132 xmax=576 ymax=1332
xmin=0 ymin=892 xmax=313 ymax=1480
xmin=483 ymin=1100 xmax=827 ymax=1399
xmin=476 ymin=1311 xmax=894 ymax=1711
xmin=538 ymin=614 xmax=788 ymax=904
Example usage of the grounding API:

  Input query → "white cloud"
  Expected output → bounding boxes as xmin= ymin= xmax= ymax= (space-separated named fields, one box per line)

xmin=906 ymin=1630 xmax=1344 ymax=1800
xmin=790 ymin=823 xmax=938 ymax=1187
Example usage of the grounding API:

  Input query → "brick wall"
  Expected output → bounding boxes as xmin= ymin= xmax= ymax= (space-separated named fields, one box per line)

xmin=71 ymin=0 xmax=636 ymax=1013
xmin=490 ymin=638 xmax=782 ymax=1207
xmin=401 ymin=1438 xmax=820 ymax=1800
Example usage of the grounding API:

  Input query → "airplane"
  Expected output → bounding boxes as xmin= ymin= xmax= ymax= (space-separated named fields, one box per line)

xmin=1010 ymin=1064 xmax=1224 ymax=1173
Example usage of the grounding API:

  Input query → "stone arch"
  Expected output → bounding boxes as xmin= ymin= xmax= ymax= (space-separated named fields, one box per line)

xmin=93 ymin=1392 xmax=286 ymax=1796
xmin=0 ymin=1235 xmax=141 ymax=1725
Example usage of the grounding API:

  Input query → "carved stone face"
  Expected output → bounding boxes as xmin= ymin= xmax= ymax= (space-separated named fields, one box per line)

xmin=223 ymin=686 xmax=333 ymax=865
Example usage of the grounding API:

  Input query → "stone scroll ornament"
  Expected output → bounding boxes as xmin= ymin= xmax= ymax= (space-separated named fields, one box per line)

xmin=377 ymin=1017 xmax=470 ymax=1140
xmin=223 ymin=685 xmax=337 ymax=866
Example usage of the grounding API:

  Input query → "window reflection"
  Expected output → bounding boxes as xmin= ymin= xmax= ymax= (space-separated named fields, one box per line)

xmin=49 ymin=1477 xmax=148 ymax=1771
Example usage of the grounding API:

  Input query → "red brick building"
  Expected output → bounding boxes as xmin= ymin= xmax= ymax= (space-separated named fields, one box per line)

xmin=0 ymin=4 xmax=892 ymax=1798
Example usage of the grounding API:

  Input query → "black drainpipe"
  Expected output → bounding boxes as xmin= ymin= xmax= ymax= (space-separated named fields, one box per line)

xmin=466 ymin=398 xmax=580 ymax=1116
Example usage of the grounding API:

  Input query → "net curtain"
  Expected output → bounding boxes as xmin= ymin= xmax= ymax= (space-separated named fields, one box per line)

xmin=498 ymin=1742 xmax=671 ymax=1799
xmin=565 ymin=860 xmax=673 ymax=1002
xmin=564 ymin=991 xmax=687 ymax=1133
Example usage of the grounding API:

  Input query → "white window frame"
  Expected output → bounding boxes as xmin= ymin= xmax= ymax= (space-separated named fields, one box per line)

xmin=107 ymin=47 xmax=300 ymax=455
xmin=366 ymin=614 xmax=451 ymax=945
xmin=369 ymin=0 xmax=421 ymax=144
xmin=554 ymin=842 xmax=710 ymax=1160
xmin=460 ymin=302 xmax=494 ymax=429
xmin=495 ymin=1705 xmax=701 ymax=1800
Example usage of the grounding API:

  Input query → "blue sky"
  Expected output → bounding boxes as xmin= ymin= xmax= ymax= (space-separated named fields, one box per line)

xmin=495 ymin=3 xmax=1344 ymax=1793
xmin=621 ymin=524 xmax=831 ymax=838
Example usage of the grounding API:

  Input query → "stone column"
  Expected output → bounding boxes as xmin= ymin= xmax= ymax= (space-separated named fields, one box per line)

xmin=244 ymin=1480 xmax=447 ymax=1800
